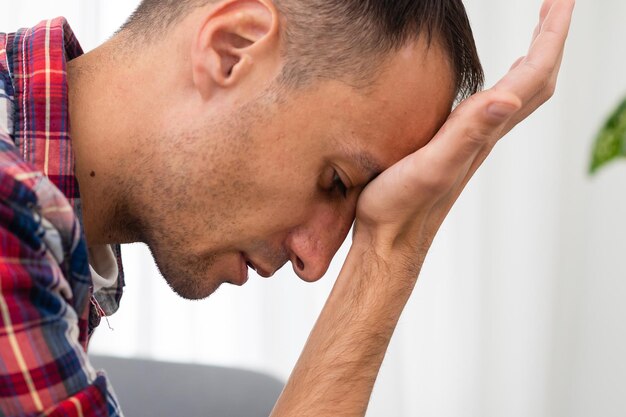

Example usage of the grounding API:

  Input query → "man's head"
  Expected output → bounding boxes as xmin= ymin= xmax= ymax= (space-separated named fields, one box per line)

xmin=120 ymin=0 xmax=482 ymax=97
xmin=84 ymin=0 xmax=483 ymax=298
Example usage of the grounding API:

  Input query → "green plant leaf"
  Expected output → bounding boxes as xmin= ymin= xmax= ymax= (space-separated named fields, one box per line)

xmin=590 ymin=97 xmax=626 ymax=174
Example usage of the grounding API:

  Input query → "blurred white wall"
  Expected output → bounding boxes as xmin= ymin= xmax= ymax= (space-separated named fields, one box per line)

xmin=2 ymin=1 xmax=625 ymax=416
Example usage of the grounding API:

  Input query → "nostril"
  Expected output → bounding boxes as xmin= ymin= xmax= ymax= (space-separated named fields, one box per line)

xmin=296 ymin=257 xmax=305 ymax=271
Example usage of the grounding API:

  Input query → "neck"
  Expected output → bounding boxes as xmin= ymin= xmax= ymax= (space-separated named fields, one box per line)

xmin=68 ymin=27 xmax=200 ymax=246
xmin=67 ymin=38 xmax=146 ymax=246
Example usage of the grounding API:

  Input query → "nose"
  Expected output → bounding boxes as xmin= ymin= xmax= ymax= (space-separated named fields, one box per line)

xmin=286 ymin=204 xmax=355 ymax=282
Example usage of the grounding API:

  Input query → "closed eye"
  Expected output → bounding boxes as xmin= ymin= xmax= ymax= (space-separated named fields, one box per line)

xmin=332 ymin=170 xmax=348 ymax=198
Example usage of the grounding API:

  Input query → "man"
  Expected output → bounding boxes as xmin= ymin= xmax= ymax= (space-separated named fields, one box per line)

xmin=0 ymin=0 xmax=574 ymax=415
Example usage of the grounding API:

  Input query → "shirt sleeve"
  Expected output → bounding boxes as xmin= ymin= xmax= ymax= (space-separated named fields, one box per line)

xmin=0 ymin=141 xmax=123 ymax=416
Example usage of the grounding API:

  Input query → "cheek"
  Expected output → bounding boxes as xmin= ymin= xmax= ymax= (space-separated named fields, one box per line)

xmin=245 ymin=190 xmax=314 ymax=235
xmin=250 ymin=166 xmax=319 ymax=217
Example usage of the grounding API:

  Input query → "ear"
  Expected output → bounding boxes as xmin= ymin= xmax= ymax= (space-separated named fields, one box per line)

xmin=192 ymin=0 xmax=279 ymax=98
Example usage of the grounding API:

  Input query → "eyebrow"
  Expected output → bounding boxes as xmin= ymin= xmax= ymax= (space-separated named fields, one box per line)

xmin=349 ymin=150 xmax=385 ymax=183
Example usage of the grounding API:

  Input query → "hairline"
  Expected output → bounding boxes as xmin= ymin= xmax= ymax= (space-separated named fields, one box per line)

xmin=118 ymin=0 xmax=480 ymax=101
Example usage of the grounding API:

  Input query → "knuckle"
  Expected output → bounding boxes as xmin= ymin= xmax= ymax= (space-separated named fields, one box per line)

xmin=465 ymin=124 xmax=493 ymax=148
xmin=526 ymin=59 xmax=553 ymax=81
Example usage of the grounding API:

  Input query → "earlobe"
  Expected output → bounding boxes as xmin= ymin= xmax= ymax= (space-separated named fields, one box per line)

xmin=191 ymin=0 xmax=278 ymax=99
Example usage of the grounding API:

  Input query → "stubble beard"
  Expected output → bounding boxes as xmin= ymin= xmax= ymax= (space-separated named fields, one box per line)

xmin=122 ymin=96 xmax=272 ymax=300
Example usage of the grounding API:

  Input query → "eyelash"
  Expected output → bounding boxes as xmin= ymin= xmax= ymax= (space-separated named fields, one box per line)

xmin=332 ymin=171 xmax=348 ymax=198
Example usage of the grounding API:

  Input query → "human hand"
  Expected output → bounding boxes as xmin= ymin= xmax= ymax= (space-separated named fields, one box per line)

xmin=354 ymin=0 xmax=575 ymax=277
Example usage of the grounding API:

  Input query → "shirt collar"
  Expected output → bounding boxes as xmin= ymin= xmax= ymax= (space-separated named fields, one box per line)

xmin=9 ymin=17 xmax=83 ymax=209
xmin=6 ymin=18 xmax=126 ymax=319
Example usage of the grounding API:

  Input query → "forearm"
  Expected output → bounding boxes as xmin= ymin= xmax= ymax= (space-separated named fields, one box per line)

xmin=270 ymin=241 xmax=418 ymax=417
xmin=272 ymin=0 xmax=575 ymax=413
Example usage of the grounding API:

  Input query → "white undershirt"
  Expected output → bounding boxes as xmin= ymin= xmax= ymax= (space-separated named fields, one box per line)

xmin=89 ymin=245 xmax=119 ymax=293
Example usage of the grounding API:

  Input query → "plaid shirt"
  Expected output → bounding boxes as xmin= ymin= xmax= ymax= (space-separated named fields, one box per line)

xmin=0 ymin=18 xmax=123 ymax=416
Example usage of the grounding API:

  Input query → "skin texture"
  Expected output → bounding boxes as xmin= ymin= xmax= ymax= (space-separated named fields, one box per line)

xmin=65 ymin=0 xmax=574 ymax=415
xmin=270 ymin=1 xmax=575 ymax=415
xmin=67 ymin=0 xmax=455 ymax=299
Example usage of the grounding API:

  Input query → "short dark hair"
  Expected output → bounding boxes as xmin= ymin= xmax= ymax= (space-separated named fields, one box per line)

xmin=121 ymin=0 xmax=484 ymax=100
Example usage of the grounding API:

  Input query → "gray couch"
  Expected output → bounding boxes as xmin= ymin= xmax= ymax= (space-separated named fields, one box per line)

xmin=90 ymin=355 xmax=284 ymax=417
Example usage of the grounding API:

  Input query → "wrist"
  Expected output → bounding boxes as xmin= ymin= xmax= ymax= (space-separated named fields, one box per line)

xmin=344 ymin=230 xmax=423 ymax=297
xmin=351 ymin=221 xmax=426 ymax=281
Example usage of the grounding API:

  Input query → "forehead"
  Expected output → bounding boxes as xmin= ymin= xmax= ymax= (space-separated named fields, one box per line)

xmin=328 ymin=38 xmax=456 ymax=173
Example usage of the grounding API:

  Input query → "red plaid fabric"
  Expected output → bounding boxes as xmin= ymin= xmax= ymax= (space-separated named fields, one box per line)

xmin=0 ymin=18 xmax=123 ymax=416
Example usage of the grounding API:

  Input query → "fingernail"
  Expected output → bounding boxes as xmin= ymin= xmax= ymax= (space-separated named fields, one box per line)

xmin=487 ymin=102 xmax=518 ymax=120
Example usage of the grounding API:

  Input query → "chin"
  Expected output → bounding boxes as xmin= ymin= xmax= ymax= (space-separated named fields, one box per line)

xmin=147 ymin=247 xmax=224 ymax=300
xmin=146 ymin=237 xmax=247 ymax=300
xmin=168 ymin=277 xmax=224 ymax=300
xmin=159 ymin=263 xmax=229 ymax=300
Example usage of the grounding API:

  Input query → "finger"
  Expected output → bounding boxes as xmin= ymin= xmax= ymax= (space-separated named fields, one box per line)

xmin=405 ymin=90 xmax=521 ymax=196
xmin=407 ymin=0 xmax=573 ymax=205
xmin=494 ymin=0 xmax=574 ymax=104
xmin=502 ymin=31 xmax=568 ymax=133
xmin=404 ymin=93 xmax=520 ymax=217
xmin=502 ymin=0 xmax=573 ymax=93
xmin=532 ymin=0 xmax=556 ymax=42
xmin=527 ymin=0 xmax=574 ymax=64
xmin=462 ymin=1 xmax=574 ymax=173
xmin=502 ymin=47 xmax=565 ymax=134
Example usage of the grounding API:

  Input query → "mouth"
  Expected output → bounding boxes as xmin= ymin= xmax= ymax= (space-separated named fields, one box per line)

xmin=243 ymin=254 xmax=274 ymax=278
xmin=235 ymin=253 xmax=250 ymax=286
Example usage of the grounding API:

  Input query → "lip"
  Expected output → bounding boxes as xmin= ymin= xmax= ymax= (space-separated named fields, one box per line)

xmin=244 ymin=255 xmax=273 ymax=278
xmin=236 ymin=253 xmax=250 ymax=286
